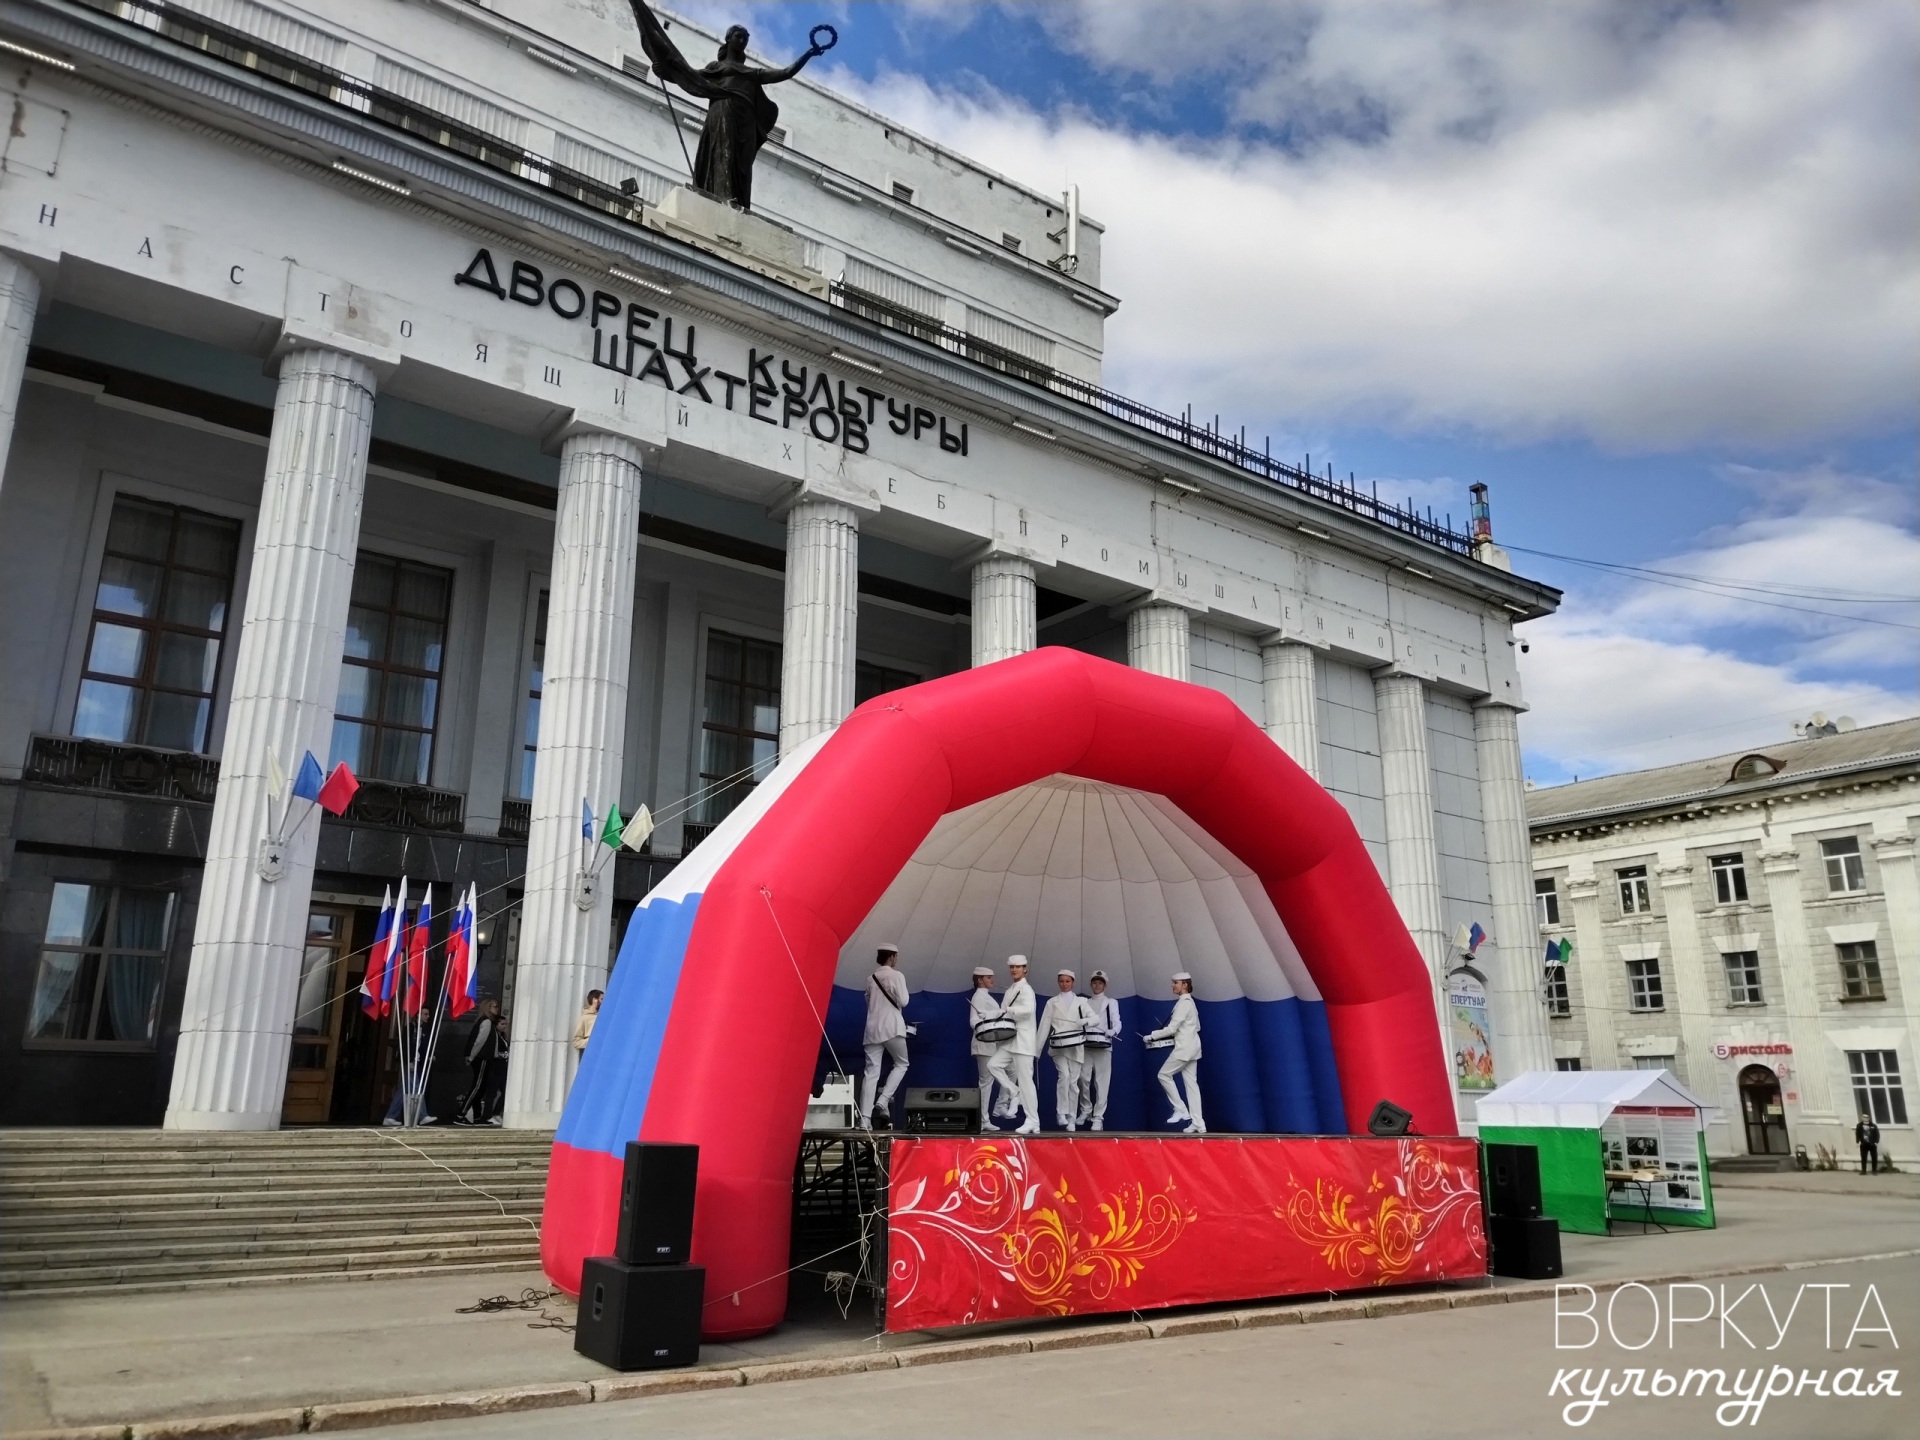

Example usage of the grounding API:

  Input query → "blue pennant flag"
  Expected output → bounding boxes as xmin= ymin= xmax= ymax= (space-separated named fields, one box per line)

xmin=291 ymin=751 xmax=325 ymax=803
xmin=581 ymin=798 xmax=594 ymax=841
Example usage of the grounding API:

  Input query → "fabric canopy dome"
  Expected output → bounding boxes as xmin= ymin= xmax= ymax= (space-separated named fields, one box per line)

xmin=825 ymin=776 xmax=1346 ymax=1133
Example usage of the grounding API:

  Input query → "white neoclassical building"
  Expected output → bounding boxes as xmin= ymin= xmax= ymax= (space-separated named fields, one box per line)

xmin=0 ymin=0 xmax=1559 ymax=1132
xmin=1529 ymin=719 xmax=1920 ymax=1165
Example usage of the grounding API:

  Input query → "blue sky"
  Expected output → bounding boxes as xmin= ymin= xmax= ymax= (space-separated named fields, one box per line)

xmin=672 ymin=1 xmax=1919 ymax=782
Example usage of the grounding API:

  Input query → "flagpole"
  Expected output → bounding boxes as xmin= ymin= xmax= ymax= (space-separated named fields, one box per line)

xmin=418 ymin=894 xmax=458 ymax=1126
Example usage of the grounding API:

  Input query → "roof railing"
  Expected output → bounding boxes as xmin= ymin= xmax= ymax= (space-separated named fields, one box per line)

xmin=78 ymin=0 xmax=1475 ymax=556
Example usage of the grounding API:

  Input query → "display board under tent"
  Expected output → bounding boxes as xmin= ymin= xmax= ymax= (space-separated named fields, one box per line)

xmin=1476 ymin=1070 xmax=1716 ymax=1235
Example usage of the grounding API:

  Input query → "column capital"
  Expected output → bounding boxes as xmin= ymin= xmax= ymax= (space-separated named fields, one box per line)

xmin=1565 ymin=877 xmax=1601 ymax=901
xmin=268 ymin=326 xmax=395 ymax=388
xmin=1758 ymin=848 xmax=1802 ymax=874
xmin=769 ymin=476 xmax=881 ymax=520
xmin=1869 ymin=833 xmax=1917 ymax=859
xmin=1258 ymin=632 xmax=1320 ymax=653
xmin=1656 ymin=862 xmax=1695 ymax=886
xmin=1109 ymin=592 xmax=1205 ymax=621
xmin=1472 ymin=695 xmax=1527 ymax=715
xmin=959 ymin=543 xmax=1047 ymax=574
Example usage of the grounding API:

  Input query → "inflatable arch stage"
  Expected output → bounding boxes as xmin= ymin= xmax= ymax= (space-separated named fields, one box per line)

xmin=545 ymin=647 xmax=1454 ymax=1339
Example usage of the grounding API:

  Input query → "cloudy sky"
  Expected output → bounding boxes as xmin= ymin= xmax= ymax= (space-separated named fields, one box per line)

xmin=676 ymin=0 xmax=1918 ymax=783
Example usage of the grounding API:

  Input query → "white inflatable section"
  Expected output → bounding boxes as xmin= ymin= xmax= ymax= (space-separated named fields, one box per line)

xmin=838 ymin=776 xmax=1322 ymax=1003
xmin=644 ymin=730 xmax=831 ymax=907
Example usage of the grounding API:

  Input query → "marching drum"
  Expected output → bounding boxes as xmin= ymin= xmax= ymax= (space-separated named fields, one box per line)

xmin=1046 ymin=1026 xmax=1087 ymax=1051
xmin=972 ymin=1017 xmax=1016 ymax=1045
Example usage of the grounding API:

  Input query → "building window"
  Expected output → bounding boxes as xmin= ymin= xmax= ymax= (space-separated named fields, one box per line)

xmin=1822 ymin=837 xmax=1867 ymax=893
xmin=1722 ymin=950 xmax=1764 ymax=1006
xmin=1847 ymin=1051 xmax=1908 ymax=1125
xmin=1631 ymin=1054 xmax=1675 ymax=1072
xmin=891 ymin=181 xmax=914 ymax=204
xmin=73 ymin=497 xmax=240 ymax=754
xmin=696 ymin=631 xmax=780 ymax=828
xmin=855 ymin=658 xmax=920 ymax=706
xmin=1838 ymin=941 xmax=1885 ymax=1001
xmin=1545 ymin=964 xmax=1571 ymax=1017
xmin=1555 ymin=1057 xmax=1583 ymax=1072
xmin=1617 ymin=865 xmax=1652 ymax=915
xmin=331 ymin=554 xmax=452 ymax=785
xmin=1626 ymin=957 xmax=1664 ymax=1011
xmin=1710 ymin=853 xmax=1748 ymax=905
xmin=1535 ymin=876 xmax=1560 ymax=927
xmin=518 ymin=590 xmax=548 ymax=799
xmin=26 ymin=883 xmax=175 ymax=1048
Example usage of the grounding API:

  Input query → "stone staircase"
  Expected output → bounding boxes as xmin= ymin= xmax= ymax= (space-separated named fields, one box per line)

xmin=0 ymin=1127 xmax=552 ymax=1298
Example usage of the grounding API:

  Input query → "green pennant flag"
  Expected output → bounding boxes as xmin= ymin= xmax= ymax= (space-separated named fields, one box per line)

xmin=1556 ymin=938 xmax=1574 ymax=963
xmin=600 ymin=802 xmax=624 ymax=849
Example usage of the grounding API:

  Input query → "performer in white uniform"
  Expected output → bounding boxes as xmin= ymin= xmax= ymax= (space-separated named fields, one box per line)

xmin=1077 ymin=969 xmax=1122 ymax=1130
xmin=1036 ymin=969 xmax=1093 ymax=1131
xmin=987 ymin=955 xmax=1041 ymax=1135
xmin=859 ymin=943 xmax=912 ymax=1128
xmin=1144 ymin=972 xmax=1205 ymax=1134
xmin=967 ymin=965 xmax=1009 ymax=1128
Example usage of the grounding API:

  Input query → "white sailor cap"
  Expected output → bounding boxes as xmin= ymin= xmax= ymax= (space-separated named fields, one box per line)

xmin=1057 ymin=967 xmax=1076 ymax=979
xmin=875 ymin=942 xmax=900 ymax=954
xmin=972 ymin=965 xmax=994 ymax=977
xmin=1090 ymin=969 xmax=1109 ymax=981
xmin=1171 ymin=971 xmax=1192 ymax=982
xmin=1007 ymin=954 xmax=1029 ymax=967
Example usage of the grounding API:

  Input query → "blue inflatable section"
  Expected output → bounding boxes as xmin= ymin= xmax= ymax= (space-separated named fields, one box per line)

xmin=819 ymin=986 xmax=1346 ymax=1134
xmin=555 ymin=894 xmax=702 ymax=1159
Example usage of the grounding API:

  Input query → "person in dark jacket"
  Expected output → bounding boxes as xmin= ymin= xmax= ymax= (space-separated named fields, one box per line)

xmin=1856 ymin=1114 xmax=1882 ymax=1174
xmin=457 ymin=1000 xmax=508 ymax=1124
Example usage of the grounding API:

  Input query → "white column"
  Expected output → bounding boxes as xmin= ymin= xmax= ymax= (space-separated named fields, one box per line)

xmin=1870 ymin=832 xmax=1920 ymax=1161
xmin=165 ymin=347 xmax=376 ymax=1131
xmin=505 ymin=432 xmax=644 ymax=1130
xmin=1655 ymin=860 xmax=1720 ymax=1105
xmin=1474 ymin=700 xmax=1552 ymax=1075
xmin=1128 ymin=602 xmax=1190 ymax=681
xmin=1759 ymin=845 xmax=1838 ymax=1126
xmin=1564 ymin=872 xmax=1620 ymax=1068
xmin=0 ymin=253 xmax=41 ymax=494
xmin=778 ymin=496 xmax=859 ymax=755
xmin=1260 ymin=638 xmax=1318 ymax=778
xmin=970 ymin=553 xmax=1036 ymax=666
xmin=1373 ymin=671 xmax=1453 ymax=1098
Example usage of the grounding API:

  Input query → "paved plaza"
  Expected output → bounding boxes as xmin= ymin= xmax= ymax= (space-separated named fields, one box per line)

xmin=3 ymin=1174 xmax=1914 ymax=1438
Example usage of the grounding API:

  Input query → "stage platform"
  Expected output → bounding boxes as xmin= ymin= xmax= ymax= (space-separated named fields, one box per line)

xmin=790 ymin=1130 xmax=1488 ymax=1333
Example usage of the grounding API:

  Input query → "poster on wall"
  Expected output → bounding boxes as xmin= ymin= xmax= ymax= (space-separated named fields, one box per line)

xmin=1447 ymin=966 xmax=1496 ymax=1092
xmin=1600 ymin=1105 xmax=1707 ymax=1211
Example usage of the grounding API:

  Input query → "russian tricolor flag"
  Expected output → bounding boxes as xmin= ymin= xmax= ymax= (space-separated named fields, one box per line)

xmin=403 ymin=887 xmax=432 ymax=1017
xmin=360 ymin=884 xmax=400 ymax=1017
xmin=447 ymin=884 xmax=478 ymax=1018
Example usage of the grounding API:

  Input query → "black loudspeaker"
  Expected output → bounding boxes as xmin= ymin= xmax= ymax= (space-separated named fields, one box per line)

xmin=573 ymin=1257 xmax=704 ymax=1371
xmin=1485 ymin=1143 xmax=1544 ymax=1218
xmin=903 ymin=1086 xmax=980 ymax=1135
xmin=615 ymin=1142 xmax=698 ymax=1266
xmin=1367 ymin=1100 xmax=1413 ymax=1137
xmin=1488 ymin=1214 xmax=1562 ymax=1279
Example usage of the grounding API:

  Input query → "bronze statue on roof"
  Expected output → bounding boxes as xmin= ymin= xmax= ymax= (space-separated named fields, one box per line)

xmin=626 ymin=1 xmax=836 ymax=213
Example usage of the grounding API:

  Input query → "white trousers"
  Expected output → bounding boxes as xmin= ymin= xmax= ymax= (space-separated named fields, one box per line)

xmin=861 ymin=1037 xmax=909 ymax=1122
xmin=989 ymin=1050 xmax=1039 ymax=1129
xmin=1158 ymin=1053 xmax=1205 ymax=1130
xmin=974 ymin=1056 xmax=1000 ymax=1122
xmin=1051 ymin=1050 xmax=1084 ymax=1127
xmin=1079 ymin=1046 xmax=1112 ymax=1121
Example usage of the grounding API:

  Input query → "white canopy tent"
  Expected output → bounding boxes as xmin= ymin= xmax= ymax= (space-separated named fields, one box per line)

xmin=1475 ymin=1069 xmax=1714 ymax=1131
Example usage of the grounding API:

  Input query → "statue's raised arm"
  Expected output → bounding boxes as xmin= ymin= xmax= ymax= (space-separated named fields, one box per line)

xmin=624 ymin=1 xmax=836 ymax=212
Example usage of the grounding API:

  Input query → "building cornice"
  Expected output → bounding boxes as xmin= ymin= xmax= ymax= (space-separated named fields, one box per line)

xmin=2 ymin=0 xmax=1561 ymax=615
xmin=1530 ymin=755 xmax=1920 ymax=841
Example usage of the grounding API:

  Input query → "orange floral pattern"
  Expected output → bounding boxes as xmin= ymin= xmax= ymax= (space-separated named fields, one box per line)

xmin=889 ymin=1140 xmax=1192 ymax=1322
xmin=1277 ymin=1139 xmax=1486 ymax=1284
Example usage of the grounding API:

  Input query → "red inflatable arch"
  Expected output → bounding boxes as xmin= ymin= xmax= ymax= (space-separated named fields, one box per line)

xmin=544 ymin=647 xmax=1452 ymax=1337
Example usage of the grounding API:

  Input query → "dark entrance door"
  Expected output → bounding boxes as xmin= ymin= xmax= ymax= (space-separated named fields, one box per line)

xmin=1739 ymin=1064 xmax=1789 ymax=1154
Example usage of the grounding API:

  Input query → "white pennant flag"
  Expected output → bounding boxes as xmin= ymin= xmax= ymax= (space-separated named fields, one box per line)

xmin=621 ymin=804 xmax=655 ymax=851
xmin=265 ymin=746 xmax=288 ymax=805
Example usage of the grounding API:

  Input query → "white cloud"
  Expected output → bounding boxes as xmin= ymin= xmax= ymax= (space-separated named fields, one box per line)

xmin=1515 ymin=462 xmax=1918 ymax=778
xmin=828 ymin=0 xmax=1917 ymax=450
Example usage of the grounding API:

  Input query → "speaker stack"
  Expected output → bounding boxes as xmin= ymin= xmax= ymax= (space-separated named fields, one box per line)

xmin=573 ymin=1143 xmax=705 ymax=1371
xmin=1483 ymin=1141 xmax=1562 ymax=1280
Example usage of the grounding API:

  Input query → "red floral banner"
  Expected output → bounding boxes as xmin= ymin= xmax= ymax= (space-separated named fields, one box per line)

xmin=885 ymin=1135 xmax=1485 ymax=1332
